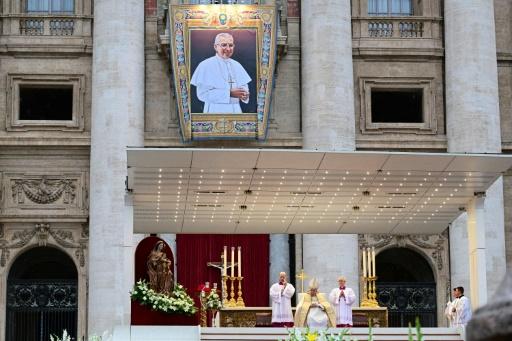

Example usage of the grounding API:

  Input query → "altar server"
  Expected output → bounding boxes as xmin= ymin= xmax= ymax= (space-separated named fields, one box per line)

xmin=329 ymin=276 xmax=356 ymax=327
xmin=445 ymin=286 xmax=472 ymax=327
xmin=270 ymin=272 xmax=295 ymax=327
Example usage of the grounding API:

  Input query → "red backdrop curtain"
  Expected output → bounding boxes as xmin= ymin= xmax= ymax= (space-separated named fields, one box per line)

xmin=176 ymin=234 xmax=270 ymax=307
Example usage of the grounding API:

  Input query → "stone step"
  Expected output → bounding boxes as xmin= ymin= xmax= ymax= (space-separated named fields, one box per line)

xmin=200 ymin=327 xmax=464 ymax=341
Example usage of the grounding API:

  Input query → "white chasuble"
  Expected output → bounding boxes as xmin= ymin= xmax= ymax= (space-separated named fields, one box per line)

xmin=191 ymin=55 xmax=251 ymax=113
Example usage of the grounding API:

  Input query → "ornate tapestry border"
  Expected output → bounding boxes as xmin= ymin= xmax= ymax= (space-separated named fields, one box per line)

xmin=169 ymin=4 xmax=277 ymax=141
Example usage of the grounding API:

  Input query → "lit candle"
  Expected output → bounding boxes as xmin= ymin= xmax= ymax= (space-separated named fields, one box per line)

xmin=372 ymin=247 xmax=376 ymax=278
xmin=223 ymin=246 xmax=227 ymax=276
xmin=231 ymin=246 xmax=235 ymax=277
xmin=238 ymin=246 xmax=242 ymax=277
xmin=362 ymin=248 xmax=367 ymax=278
xmin=367 ymin=247 xmax=372 ymax=277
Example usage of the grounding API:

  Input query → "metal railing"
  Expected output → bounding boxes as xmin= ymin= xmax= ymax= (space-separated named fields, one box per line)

xmin=6 ymin=280 xmax=78 ymax=341
xmin=0 ymin=14 xmax=91 ymax=37
xmin=354 ymin=16 xmax=441 ymax=40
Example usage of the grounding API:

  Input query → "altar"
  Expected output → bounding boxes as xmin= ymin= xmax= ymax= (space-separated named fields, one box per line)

xmin=219 ymin=307 xmax=388 ymax=328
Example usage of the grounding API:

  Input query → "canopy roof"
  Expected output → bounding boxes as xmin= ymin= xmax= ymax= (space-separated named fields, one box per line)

xmin=127 ymin=148 xmax=512 ymax=234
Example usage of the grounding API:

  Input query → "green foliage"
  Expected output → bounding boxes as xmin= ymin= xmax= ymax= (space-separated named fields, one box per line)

xmin=282 ymin=327 xmax=361 ymax=341
xmin=205 ymin=290 xmax=222 ymax=310
xmin=50 ymin=330 xmax=112 ymax=341
xmin=130 ymin=280 xmax=197 ymax=315
xmin=408 ymin=317 xmax=424 ymax=341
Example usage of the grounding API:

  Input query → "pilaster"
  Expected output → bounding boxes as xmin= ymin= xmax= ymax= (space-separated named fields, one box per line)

xmin=88 ymin=0 xmax=145 ymax=334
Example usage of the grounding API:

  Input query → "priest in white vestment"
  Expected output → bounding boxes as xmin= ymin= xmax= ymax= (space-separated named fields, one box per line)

xmin=294 ymin=278 xmax=336 ymax=328
xmin=445 ymin=286 xmax=472 ymax=327
xmin=190 ymin=32 xmax=251 ymax=113
xmin=270 ymin=272 xmax=295 ymax=327
xmin=329 ymin=276 xmax=356 ymax=327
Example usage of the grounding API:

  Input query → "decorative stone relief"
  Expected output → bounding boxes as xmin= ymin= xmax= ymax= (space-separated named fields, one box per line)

xmin=2 ymin=173 xmax=88 ymax=218
xmin=11 ymin=177 xmax=76 ymax=205
xmin=0 ymin=223 xmax=88 ymax=267
xmin=359 ymin=232 xmax=447 ymax=271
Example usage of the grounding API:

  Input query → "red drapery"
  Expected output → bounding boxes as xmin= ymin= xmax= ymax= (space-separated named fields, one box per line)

xmin=176 ymin=234 xmax=270 ymax=307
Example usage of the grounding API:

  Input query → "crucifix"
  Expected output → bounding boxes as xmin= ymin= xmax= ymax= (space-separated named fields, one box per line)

xmin=207 ymin=253 xmax=237 ymax=306
xmin=296 ymin=268 xmax=309 ymax=293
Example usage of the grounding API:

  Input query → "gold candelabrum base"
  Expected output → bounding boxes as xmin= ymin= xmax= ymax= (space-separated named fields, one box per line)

xmin=236 ymin=276 xmax=245 ymax=307
xmin=227 ymin=276 xmax=237 ymax=307
xmin=360 ymin=276 xmax=379 ymax=308
xmin=221 ymin=275 xmax=229 ymax=307
xmin=199 ymin=292 xmax=208 ymax=327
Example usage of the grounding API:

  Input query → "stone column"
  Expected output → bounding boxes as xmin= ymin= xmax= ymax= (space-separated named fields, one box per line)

xmin=466 ymin=194 xmax=488 ymax=307
xmin=445 ymin=0 xmax=504 ymax=307
xmin=269 ymin=234 xmax=290 ymax=303
xmin=445 ymin=0 xmax=501 ymax=153
xmin=301 ymin=0 xmax=356 ymax=151
xmin=300 ymin=0 xmax=359 ymax=301
xmin=88 ymin=0 xmax=145 ymax=334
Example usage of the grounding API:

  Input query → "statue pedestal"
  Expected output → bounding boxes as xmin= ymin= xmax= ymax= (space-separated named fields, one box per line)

xmin=131 ymin=301 xmax=198 ymax=325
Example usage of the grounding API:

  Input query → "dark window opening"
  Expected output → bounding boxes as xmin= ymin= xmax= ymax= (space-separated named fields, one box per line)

xmin=371 ymin=89 xmax=423 ymax=123
xmin=19 ymin=86 xmax=73 ymax=121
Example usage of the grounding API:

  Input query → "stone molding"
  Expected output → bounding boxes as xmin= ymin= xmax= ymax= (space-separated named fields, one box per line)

xmin=359 ymin=77 xmax=437 ymax=135
xmin=1 ymin=172 xmax=88 ymax=217
xmin=0 ymin=222 xmax=88 ymax=268
xmin=6 ymin=73 xmax=86 ymax=132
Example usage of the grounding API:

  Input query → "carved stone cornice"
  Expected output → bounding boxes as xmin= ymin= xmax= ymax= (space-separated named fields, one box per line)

xmin=11 ymin=176 xmax=76 ymax=205
xmin=360 ymin=232 xmax=447 ymax=271
xmin=0 ymin=223 xmax=87 ymax=267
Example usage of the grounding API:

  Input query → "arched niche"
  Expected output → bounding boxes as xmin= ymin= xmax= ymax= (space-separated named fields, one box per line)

xmin=375 ymin=247 xmax=437 ymax=327
xmin=134 ymin=236 xmax=175 ymax=283
xmin=6 ymin=246 xmax=78 ymax=341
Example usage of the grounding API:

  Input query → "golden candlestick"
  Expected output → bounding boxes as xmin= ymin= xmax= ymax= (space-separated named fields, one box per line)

xmin=228 ymin=276 xmax=237 ymax=307
xmin=236 ymin=276 xmax=245 ymax=307
xmin=221 ymin=275 xmax=229 ymax=306
xmin=199 ymin=291 xmax=208 ymax=327
xmin=361 ymin=276 xmax=379 ymax=307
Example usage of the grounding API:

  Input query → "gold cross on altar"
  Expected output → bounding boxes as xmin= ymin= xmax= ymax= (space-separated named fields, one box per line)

xmin=296 ymin=269 xmax=309 ymax=293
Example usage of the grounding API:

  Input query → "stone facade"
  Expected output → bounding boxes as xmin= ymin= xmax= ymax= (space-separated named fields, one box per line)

xmin=0 ymin=0 xmax=510 ymax=339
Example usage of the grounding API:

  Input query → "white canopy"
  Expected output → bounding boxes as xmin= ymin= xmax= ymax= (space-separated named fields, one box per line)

xmin=127 ymin=148 xmax=512 ymax=234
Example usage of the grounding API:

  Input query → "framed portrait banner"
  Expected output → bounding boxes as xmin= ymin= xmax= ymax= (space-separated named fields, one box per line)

xmin=169 ymin=5 xmax=277 ymax=141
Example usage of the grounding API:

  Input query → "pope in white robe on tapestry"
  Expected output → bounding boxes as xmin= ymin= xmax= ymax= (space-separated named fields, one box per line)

xmin=191 ymin=32 xmax=251 ymax=114
xmin=445 ymin=286 xmax=472 ymax=328
xmin=269 ymin=272 xmax=295 ymax=327
xmin=329 ymin=276 xmax=356 ymax=327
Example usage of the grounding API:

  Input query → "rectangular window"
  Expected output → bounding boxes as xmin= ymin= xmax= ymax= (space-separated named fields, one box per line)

xmin=369 ymin=0 xmax=412 ymax=16
xmin=27 ymin=0 xmax=74 ymax=13
xmin=19 ymin=86 xmax=73 ymax=121
xmin=371 ymin=89 xmax=423 ymax=123
xmin=7 ymin=74 xmax=85 ymax=131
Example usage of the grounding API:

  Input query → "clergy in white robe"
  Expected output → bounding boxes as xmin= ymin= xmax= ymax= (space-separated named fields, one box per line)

xmin=329 ymin=276 xmax=356 ymax=327
xmin=190 ymin=32 xmax=251 ymax=113
xmin=445 ymin=287 xmax=472 ymax=327
xmin=294 ymin=278 xmax=336 ymax=328
xmin=269 ymin=272 xmax=295 ymax=327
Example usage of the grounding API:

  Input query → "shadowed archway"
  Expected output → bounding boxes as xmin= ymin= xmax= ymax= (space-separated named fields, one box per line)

xmin=376 ymin=247 xmax=437 ymax=327
xmin=6 ymin=247 xmax=78 ymax=341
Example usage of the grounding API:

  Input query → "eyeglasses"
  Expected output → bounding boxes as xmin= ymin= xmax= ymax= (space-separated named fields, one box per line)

xmin=217 ymin=43 xmax=234 ymax=48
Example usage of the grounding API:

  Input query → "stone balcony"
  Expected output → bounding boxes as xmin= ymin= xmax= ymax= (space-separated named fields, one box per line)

xmin=352 ymin=16 xmax=444 ymax=56
xmin=0 ymin=14 xmax=93 ymax=54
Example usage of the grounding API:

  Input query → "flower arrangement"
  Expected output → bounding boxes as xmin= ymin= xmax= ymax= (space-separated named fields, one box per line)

xmin=206 ymin=290 xmax=222 ymax=310
xmin=130 ymin=280 xmax=197 ymax=315
xmin=283 ymin=328 xmax=360 ymax=341
xmin=50 ymin=330 xmax=112 ymax=341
